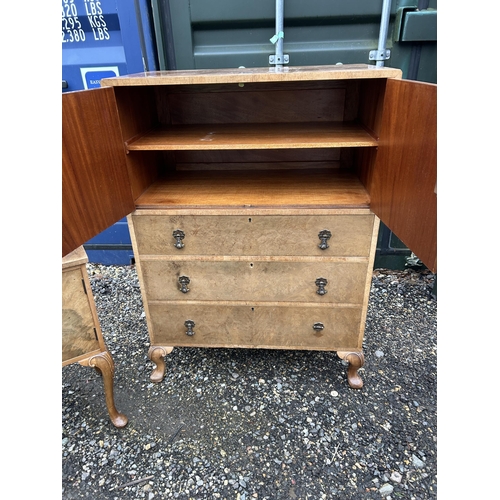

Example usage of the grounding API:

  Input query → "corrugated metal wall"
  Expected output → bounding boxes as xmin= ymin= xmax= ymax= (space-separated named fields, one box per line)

xmin=152 ymin=0 xmax=436 ymax=80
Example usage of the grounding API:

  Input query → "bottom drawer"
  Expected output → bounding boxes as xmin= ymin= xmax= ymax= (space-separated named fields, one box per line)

xmin=148 ymin=304 xmax=362 ymax=351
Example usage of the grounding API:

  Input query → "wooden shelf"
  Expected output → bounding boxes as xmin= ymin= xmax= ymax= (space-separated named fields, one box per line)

xmin=126 ymin=122 xmax=378 ymax=151
xmin=135 ymin=168 xmax=370 ymax=209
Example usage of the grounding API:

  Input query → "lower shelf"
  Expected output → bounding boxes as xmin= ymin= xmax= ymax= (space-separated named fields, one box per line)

xmin=134 ymin=169 xmax=371 ymax=209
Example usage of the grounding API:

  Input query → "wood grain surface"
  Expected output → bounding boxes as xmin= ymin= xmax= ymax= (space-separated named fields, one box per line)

xmin=62 ymin=265 xmax=100 ymax=363
xmin=139 ymin=260 xmax=368 ymax=304
xmin=171 ymin=148 xmax=341 ymax=165
xmin=369 ymin=79 xmax=437 ymax=272
xmin=129 ymin=212 xmax=375 ymax=257
xmin=62 ymin=245 xmax=88 ymax=270
xmin=126 ymin=122 xmax=378 ymax=151
xmin=164 ymin=88 xmax=346 ymax=124
xmin=133 ymin=170 xmax=371 ymax=208
xmin=147 ymin=303 xmax=362 ymax=350
xmin=62 ymin=88 xmax=135 ymax=257
xmin=100 ymin=64 xmax=402 ymax=86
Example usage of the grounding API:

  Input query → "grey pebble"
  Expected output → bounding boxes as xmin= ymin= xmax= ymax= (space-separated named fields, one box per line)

xmin=379 ymin=483 xmax=394 ymax=496
xmin=390 ymin=471 xmax=402 ymax=483
xmin=412 ymin=454 xmax=425 ymax=468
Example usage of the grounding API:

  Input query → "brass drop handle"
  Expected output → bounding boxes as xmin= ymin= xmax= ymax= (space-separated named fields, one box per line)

xmin=318 ymin=229 xmax=332 ymax=250
xmin=173 ymin=229 xmax=185 ymax=249
xmin=185 ymin=320 xmax=195 ymax=336
xmin=313 ymin=322 xmax=324 ymax=332
xmin=178 ymin=276 xmax=190 ymax=293
xmin=315 ymin=277 xmax=328 ymax=295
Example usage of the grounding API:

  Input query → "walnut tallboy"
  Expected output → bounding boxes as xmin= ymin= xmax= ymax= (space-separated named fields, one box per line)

xmin=62 ymin=246 xmax=128 ymax=428
xmin=62 ymin=65 xmax=436 ymax=389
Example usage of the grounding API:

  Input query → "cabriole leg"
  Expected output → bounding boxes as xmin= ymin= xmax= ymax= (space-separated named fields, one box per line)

xmin=148 ymin=346 xmax=174 ymax=383
xmin=337 ymin=351 xmax=365 ymax=389
xmin=86 ymin=351 xmax=128 ymax=428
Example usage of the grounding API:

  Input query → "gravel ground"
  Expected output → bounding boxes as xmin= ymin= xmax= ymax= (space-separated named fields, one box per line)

xmin=62 ymin=264 xmax=437 ymax=499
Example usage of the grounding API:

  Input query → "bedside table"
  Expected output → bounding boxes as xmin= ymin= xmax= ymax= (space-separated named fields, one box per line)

xmin=62 ymin=246 xmax=128 ymax=428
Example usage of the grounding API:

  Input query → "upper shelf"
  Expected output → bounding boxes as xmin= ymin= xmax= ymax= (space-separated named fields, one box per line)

xmin=126 ymin=122 xmax=378 ymax=151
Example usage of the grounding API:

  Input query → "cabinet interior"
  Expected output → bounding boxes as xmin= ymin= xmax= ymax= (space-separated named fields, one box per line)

xmin=111 ymin=78 xmax=387 ymax=209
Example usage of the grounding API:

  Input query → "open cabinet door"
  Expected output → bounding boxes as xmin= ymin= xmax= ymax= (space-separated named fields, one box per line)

xmin=369 ymin=78 xmax=437 ymax=273
xmin=63 ymin=87 xmax=135 ymax=258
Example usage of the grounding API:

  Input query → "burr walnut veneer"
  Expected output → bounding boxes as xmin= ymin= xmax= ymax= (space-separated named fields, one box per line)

xmin=62 ymin=65 xmax=436 ymax=389
xmin=62 ymin=246 xmax=128 ymax=428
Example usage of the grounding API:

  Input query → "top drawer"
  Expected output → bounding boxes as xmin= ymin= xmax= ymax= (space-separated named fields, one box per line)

xmin=129 ymin=213 xmax=375 ymax=257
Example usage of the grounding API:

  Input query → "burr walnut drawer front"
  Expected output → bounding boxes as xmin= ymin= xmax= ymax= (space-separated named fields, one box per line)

xmin=147 ymin=303 xmax=362 ymax=350
xmin=130 ymin=213 xmax=375 ymax=257
xmin=139 ymin=259 xmax=368 ymax=304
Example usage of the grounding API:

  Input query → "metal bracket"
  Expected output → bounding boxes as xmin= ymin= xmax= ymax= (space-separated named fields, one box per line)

xmin=269 ymin=54 xmax=289 ymax=65
xmin=270 ymin=0 xmax=287 ymax=67
xmin=369 ymin=49 xmax=391 ymax=62
xmin=371 ymin=0 xmax=392 ymax=67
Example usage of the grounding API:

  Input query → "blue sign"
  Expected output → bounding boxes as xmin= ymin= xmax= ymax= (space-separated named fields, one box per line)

xmin=80 ymin=66 xmax=119 ymax=88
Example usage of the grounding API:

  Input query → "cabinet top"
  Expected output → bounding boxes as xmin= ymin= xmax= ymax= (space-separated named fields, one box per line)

xmin=62 ymin=245 xmax=88 ymax=269
xmin=101 ymin=64 xmax=402 ymax=87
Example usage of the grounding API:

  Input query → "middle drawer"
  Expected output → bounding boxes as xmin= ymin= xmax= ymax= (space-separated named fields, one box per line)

xmin=139 ymin=259 xmax=368 ymax=304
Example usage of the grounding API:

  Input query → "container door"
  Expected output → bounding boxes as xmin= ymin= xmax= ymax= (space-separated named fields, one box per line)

xmin=63 ymin=87 xmax=135 ymax=257
xmin=369 ymin=78 xmax=437 ymax=273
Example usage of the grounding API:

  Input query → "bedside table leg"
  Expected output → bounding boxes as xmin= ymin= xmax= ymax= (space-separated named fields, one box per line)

xmin=337 ymin=351 xmax=365 ymax=389
xmin=86 ymin=351 xmax=128 ymax=428
xmin=148 ymin=346 xmax=174 ymax=383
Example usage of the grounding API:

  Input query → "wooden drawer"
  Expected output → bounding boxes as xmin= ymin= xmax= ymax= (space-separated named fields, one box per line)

xmin=147 ymin=303 xmax=362 ymax=350
xmin=140 ymin=259 xmax=368 ymax=304
xmin=130 ymin=213 xmax=375 ymax=257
